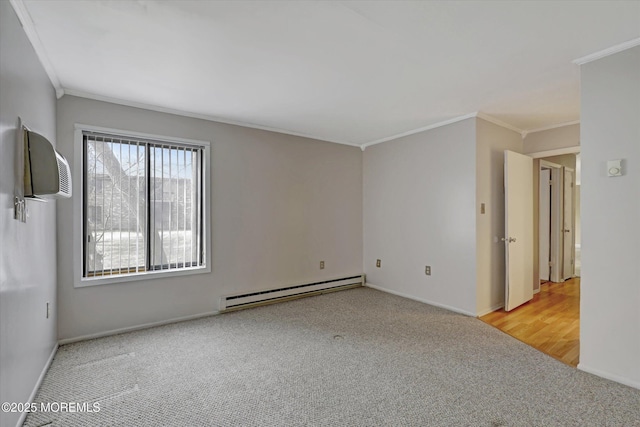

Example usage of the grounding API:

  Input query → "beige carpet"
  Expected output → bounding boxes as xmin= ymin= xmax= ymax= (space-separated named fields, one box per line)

xmin=24 ymin=287 xmax=639 ymax=426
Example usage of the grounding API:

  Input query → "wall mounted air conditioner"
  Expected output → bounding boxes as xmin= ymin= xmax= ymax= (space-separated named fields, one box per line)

xmin=23 ymin=125 xmax=72 ymax=199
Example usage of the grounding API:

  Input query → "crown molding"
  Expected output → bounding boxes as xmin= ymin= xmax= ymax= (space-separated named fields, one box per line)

xmin=573 ymin=37 xmax=640 ymax=65
xmin=528 ymin=146 xmax=580 ymax=159
xmin=360 ymin=112 xmax=526 ymax=150
xmin=523 ymin=120 xmax=580 ymax=138
xmin=61 ymin=89 xmax=360 ymax=147
xmin=475 ymin=112 xmax=525 ymax=135
xmin=9 ymin=0 xmax=63 ymax=95
xmin=360 ymin=113 xmax=478 ymax=149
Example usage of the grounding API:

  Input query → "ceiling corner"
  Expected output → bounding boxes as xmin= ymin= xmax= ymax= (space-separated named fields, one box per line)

xmin=573 ymin=37 xmax=640 ymax=65
xmin=475 ymin=113 xmax=524 ymax=136
xmin=9 ymin=0 xmax=63 ymax=93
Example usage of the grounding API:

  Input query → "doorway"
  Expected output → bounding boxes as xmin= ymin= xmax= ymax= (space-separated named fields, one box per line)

xmin=483 ymin=148 xmax=581 ymax=367
xmin=537 ymin=154 xmax=578 ymax=286
xmin=540 ymin=168 xmax=552 ymax=281
xmin=538 ymin=161 xmax=564 ymax=284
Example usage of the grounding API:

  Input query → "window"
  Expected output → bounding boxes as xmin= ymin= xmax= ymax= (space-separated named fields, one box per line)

xmin=80 ymin=128 xmax=209 ymax=284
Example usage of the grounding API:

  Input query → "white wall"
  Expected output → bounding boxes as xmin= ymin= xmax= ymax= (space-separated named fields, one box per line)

xmin=579 ymin=46 xmax=640 ymax=388
xmin=0 ymin=3 xmax=58 ymax=426
xmin=475 ymin=118 xmax=523 ymax=316
xmin=56 ymin=96 xmax=363 ymax=340
xmin=523 ymin=123 xmax=580 ymax=154
xmin=363 ymin=119 xmax=477 ymax=315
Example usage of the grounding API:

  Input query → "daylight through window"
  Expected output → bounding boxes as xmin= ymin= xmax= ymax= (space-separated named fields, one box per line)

xmin=83 ymin=131 xmax=205 ymax=279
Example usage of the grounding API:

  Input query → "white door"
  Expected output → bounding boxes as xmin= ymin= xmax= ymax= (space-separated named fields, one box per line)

xmin=539 ymin=169 xmax=551 ymax=281
xmin=504 ymin=151 xmax=534 ymax=311
xmin=562 ymin=168 xmax=575 ymax=280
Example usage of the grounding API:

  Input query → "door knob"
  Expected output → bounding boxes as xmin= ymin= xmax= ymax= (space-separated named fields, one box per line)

xmin=501 ymin=237 xmax=517 ymax=243
xmin=563 ymin=229 xmax=570 ymax=233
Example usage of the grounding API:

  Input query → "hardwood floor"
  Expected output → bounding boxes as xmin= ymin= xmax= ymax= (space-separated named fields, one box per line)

xmin=480 ymin=278 xmax=580 ymax=367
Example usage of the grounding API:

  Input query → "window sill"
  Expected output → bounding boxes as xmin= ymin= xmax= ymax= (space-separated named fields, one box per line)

xmin=75 ymin=265 xmax=211 ymax=288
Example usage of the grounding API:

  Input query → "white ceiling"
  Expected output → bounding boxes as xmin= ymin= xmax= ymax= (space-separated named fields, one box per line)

xmin=14 ymin=0 xmax=640 ymax=146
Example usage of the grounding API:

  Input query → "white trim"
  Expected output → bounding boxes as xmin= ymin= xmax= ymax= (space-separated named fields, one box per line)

xmin=361 ymin=112 xmax=478 ymax=149
xmin=74 ymin=123 xmax=211 ymax=147
xmin=72 ymin=124 xmax=212 ymax=288
xmin=476 ymin=303 xmax=504 ymax=318
xmin=63 ymin=89 xmax=361 ymax=148
xmin=476 ymin=112 xmax=525 ymax=135
xmin=76 ymin=266 xmax=211 ymax=287
xmin=539 ymin=161 xmax=564 ymax=284
xmin=528 ymin=146 xmax=581 ymax=159
xmin=573 ymin=37 xmax=640 ymax=65
xmin=361 ymin=112 xmax=526 ymax=150
xmin=524 ymin=120 xmax=580 ymax=137
xmin=9 ymin=0 xmax=63 ymax=94
xmin=365 ymin=283 xmax=476 ymax=317
xmin=58 ymin=311 xmax=220 ymax=345
xmin=64 ymin=90 xmax=566 ymax=150
xmin=539 ymin=159 xmax=563 ymax=169
xmin=577 ymin=363 xmax=640 ymax=390
xmin=15 ymin=343 xmax=58 ymax=427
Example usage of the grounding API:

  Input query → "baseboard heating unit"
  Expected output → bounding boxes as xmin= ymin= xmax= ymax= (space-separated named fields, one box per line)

xmin=220 ymin=275 xmax=364 ymax=312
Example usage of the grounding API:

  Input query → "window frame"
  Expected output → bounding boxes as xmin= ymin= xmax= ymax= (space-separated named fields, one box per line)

xmin=73 ymin=124 xmax=211 ymax=288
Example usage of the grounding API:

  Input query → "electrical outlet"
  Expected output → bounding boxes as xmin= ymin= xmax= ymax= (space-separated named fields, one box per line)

xmin=376 ymin=259 xmax=381 ymax=268
xmin=425 ymin=266 xmax=431 ymax=276
xmin=320 ymin=261 xmax=325 ymax=269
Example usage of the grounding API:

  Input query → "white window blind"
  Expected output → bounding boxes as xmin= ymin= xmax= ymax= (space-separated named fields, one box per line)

xmin=83 ymin=131 xmax=204 ymax=278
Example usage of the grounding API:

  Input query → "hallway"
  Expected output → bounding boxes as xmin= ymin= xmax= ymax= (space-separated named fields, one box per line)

xmin=480 ymin=278 xmax=580 ymax=367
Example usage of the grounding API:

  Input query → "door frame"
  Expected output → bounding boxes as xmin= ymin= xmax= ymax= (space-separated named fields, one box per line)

xmin=539 ymin=168 xmax=552 ymax=282
xmin=540 ymin=160 xmax=564 ymax=283
xmin=529 ymin=146 xmax=580 ymax=289
xmin=562 ymin=167 xmax=576 ymax=280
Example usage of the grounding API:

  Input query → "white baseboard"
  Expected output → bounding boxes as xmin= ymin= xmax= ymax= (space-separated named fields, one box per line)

xmin=365 ymin=283 xmax=476 ymax=317
xmin=577 ymin=363 xmax=640 ymax=390
xmin=16 ymin=343 xmax=58 ymax=427
xmin=58 ymin=311 xmax=220 ymax=345
xmin=476 ymin=303 xmax=504 ymax=317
